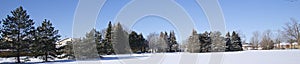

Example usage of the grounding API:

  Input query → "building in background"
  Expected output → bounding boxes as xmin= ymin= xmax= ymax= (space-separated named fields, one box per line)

xmin=273 ymin=42 xmax=298 ymax=49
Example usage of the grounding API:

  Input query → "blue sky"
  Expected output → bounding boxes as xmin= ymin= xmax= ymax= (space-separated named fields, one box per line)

xmin=1 ymin=0 xmax=300 ymax=43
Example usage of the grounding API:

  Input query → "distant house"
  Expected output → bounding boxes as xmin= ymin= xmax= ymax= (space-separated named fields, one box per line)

xmin=274 ymin=42 xmax=298 ymax=49
xmin=56 ymin=38 xmax=72 ymax=48
xmin=242 ymin=43 xmax=254 ymax=50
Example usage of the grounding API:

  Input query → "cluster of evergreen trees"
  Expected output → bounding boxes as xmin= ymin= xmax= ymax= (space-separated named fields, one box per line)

xmin=0 ymin=6 xmax=61 ymax=63
xmin=129 ymin=31 xmax=148 ymax=53
xmin=187 ymin=30 xmax=243 ymax=53
xmin=146 ymin=31 xmax=179 ymax=53
xmin=74 ymin=21 xmax=180 ymax=57
xmin=160 ymin=31 xmax=179 ymax=52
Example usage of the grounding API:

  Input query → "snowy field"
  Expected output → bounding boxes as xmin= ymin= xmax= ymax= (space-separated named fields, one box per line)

xmin=1 ymin=50 xmax=300 ymax=64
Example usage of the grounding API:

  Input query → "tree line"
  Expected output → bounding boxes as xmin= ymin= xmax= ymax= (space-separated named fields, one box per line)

xmin=0 ymin=6 xmax=61 ymax=63
xmin=0 ymin=6 xmax=181 ymax=62
xmin=185 ymin=30 xmax=243 ymax=53
xmin=71 ymin=21 xmax=180 ymax=60
xmin=250 ymin=18 xmax=300 ymax=50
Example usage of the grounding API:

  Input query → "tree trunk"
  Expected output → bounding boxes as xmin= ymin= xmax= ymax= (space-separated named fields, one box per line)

xmin=16 ymin=27 xmax=21 ymax=63
xmin=16 ymin=49 xmax=20 ymax=63
xmin=45 ymin=51 xmax=48 ymax=62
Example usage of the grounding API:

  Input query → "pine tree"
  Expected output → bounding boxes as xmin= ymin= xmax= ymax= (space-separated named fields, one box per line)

xmin=164 ymin=32 xmax=169 ymax=51
xmin=62 ymin=41 xmax=74 ymax=59
xmin=0 ymin=20 xmax=2 ymax=48
xmin=56 ymin=40 xmax=75 ymax=59
xmin=158 ymin=32 xmax=168 ymax=52
xmin=138 ymin=33 xmax=147 ymax=52
xmin=187 ymin=29 xmax=200 ymax=53
xmin=112 ymin=22 xmax=131 ymax=54
xmin=210 ymin=31 xmax=225 ymax=52
xmin=129 ymin=31 xmax=139 ymax=52
xmin=129 ymin=31 xmax=148 ymax=53
xmin=94 ymin=29 xmax=103 ymax=56
xmin=73 ymin=29 xmax=99 ymax=60
xmin=230 ymin=31 xmax=243 ymax=51
xmin=199 ymin=31 xmax=211 ymax=52
xmin=169 ymin=31 xmax=178 ymax=52
xmin=103 ymin=21 xmax=114 ymax=54
xmin=1 ymin=6 xmax=35 ymax=63
xmin=0 ymin=20 xmax=9 ymax=49
xmin=35 ymin=19 xmax=61 ymax=62
xmin=225 ymin=32 xmax=231 ymax=51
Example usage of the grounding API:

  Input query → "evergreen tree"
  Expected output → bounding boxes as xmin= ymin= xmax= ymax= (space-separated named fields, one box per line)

xmin=158 ymin=32 xmax=168 ymax=52
xmin=138 ymin=33 xmax=147 ymax=52
xmin=210 ymin=31 xmax=225 ymax=52
xmin=0 ymin=20 xmax=9 ymax=49
xmin=164 ymin=31 xmax=170 ymax=51
xmin=103 ymin=21 xmax=114 ymax=54
xmin=129 ymin=31 xmax=139 ymax=52
xmin=1 ymin=6 xmax=35 ymax=63
xmin=129 ymin=31 xmax=148 ymax=53
xmin=199 ymin=31 xmax=211 ymax=52
xmin=0 ymin=20 xmax=2 ymax=48
xmin=169 ymin=31 xmax=178 ymax=52
xmin=230 ymin=31 xmax=243 ymax=51
xmin=35 ymin=19 xmax=61 ymax=62
xmin=62 ymin=41 xmax=74 ymax=59
xmin=73 ymin=29 xmax=99 ymax=60
xmin=56 ymin=40 xmax=75 ymax=60
xmin=112 ymin=22 xmax=131 ymax=54
xmin=187 ymin=29 xmax=200 ymax=53
xmin=94 ymin=29 xmax=104 ymax=55
xmin=225 ymin=32 xmax=232 ymax=51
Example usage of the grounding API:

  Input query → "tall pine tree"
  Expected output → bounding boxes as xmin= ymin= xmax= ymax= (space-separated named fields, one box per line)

xmin=94 ymin=29 xmax=104 ymax=56
xmin=225 ymin=32 xmax=231 ymax=51
xmin=230 ymin=31 xmax=243 ymax=51
xmin=169 ymin=31 xmax=178 ymax=52
xmin=129 ymin=31 xmax=139 ymax=52
xmin=112 ymin=22 xmax=131 ymax=54
xmin=138 ymin=33 xmax=147 ymax=52
xmin=1 ymin=6 xmax=35 ymax=63
xmin=103 ymin=21 xmax=114 ymax=54
xmin=35 ymin=19 xmax=61 ymax=62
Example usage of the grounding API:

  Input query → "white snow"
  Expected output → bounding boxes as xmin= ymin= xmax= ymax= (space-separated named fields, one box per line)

xmin=1 ymin=50 xmax=300 ymax=64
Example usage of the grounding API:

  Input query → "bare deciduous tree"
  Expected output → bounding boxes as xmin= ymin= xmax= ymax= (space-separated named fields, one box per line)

xmin=260 ymin=30 xmax=274 ymax=50
xmin=147 ymin=33 xmax=168 ymax=53
xmin=283 ymin=18 xmax=300 ymax=44
xmin=250 ymin=31 xmax=260 ymax=49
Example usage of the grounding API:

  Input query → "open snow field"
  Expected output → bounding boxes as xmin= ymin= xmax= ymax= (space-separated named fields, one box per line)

xmin=1 ymin=50 xmax=300 ymax=64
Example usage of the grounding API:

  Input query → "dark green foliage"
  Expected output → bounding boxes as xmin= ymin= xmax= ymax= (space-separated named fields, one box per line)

xmin=138 ymin=34 xmax=148 ymax=52
xmin=226 ymin=31 xmax=243 ymax=51
xmin=168 ymin=31 xmax=178 ymax=52
xmin=56 ymin=41 xmax=75 ymax=59
xmin=129 ymin=31 xmax=148 ymax=53
xmin=33 ymin=19 xmax=61 ymax=62
xmin=188 ymin=30 xmax=243 ymax=53
xmin=1 ymin=6 xmax=35 ymax=63
xmin=103 ymin=21 xmax=115 ymax=55
xmin=199 ymin=31 xmax=212 ymax=52
xmin=129 ymin=31 xmax=139 ymax=52
xmin=225 ymin=32 xmax=231 ymax=51
xmin=94 ymin=29 xmax=105 ymax=55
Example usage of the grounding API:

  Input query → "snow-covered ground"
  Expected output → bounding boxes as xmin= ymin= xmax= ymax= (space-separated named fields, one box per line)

xmin=1 ymin=50 xmax=300 ymax=64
